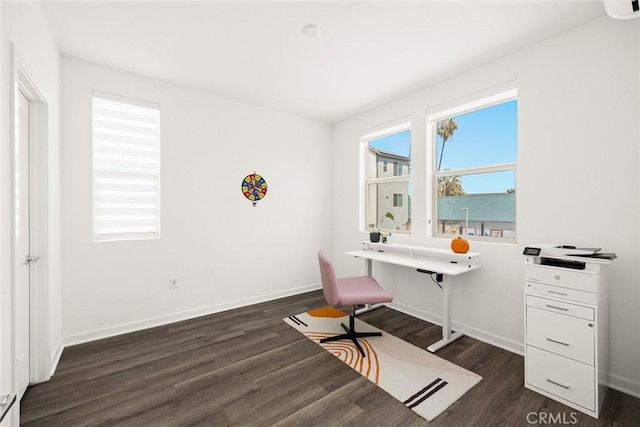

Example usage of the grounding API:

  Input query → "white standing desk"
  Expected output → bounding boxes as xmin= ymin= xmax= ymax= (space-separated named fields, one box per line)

xmin=345 ymin=242 xmax=481 ymax=353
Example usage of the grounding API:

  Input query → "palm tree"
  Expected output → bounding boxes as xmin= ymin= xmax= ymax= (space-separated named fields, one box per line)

xmin=438 ymin=174 xmax=465 ymax=197
xmin=436 ymin=118 xmax=458 ymax=172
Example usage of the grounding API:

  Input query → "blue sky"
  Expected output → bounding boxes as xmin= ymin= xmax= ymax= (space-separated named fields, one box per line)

xmin=370 ymin=129 xmax=411 ymax=157
xmin=369 ymin=100 xmax=517 ymax=194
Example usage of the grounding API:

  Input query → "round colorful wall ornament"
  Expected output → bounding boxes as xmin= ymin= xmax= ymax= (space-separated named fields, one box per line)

xmin=241 ymin=173 xmax=268 ymax=207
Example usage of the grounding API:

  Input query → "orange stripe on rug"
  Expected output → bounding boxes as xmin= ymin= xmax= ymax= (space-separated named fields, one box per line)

xmin=307 ymin=306 xmax=347 ymax=318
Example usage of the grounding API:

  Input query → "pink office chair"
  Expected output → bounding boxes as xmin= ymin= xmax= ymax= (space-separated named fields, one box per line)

xmin=317 ymin=250 xmax=393 ymax=357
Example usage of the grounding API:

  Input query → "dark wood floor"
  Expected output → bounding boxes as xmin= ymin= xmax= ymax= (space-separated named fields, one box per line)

xmin=20 ymin=290 xmax=640 ymax=426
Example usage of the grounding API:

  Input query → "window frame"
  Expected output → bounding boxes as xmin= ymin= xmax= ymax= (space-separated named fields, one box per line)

xmin=427 ymin=86 xmax=517 ymax=242
xmin=360 ymin=119 xmax=412 ymax=234
xmin=92 ymin=91 xmax=161 ymax=242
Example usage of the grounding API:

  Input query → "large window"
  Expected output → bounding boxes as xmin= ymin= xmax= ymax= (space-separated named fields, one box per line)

xmin=92 ymin=92 xmax=161 ymax=241
xmin=428 ymin=88 xmax=517 ymax=240
xmin=362 ymin=120 xmax=411 ymax=233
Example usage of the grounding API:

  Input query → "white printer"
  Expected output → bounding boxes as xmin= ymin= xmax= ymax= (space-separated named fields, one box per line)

xmin=522 ymin=244 xmax=616 ymax=270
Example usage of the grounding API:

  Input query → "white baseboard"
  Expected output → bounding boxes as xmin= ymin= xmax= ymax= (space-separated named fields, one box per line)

xmin=49 ymin=340 xmax=64 ymax=378
xmin=64 ymin=283 xmax=322 ymax=347
xmin=607 ymin=373 xmax=640 ymax=399
xmin=388 ymin=301 xmax=524 ymax=356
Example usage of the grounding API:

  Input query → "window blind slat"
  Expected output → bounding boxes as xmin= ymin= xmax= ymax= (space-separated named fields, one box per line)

xmin=95 ymin=128 xmax=158 ymax=141
xmin=96 ymin=218 xmax=158 ymax=227
xmin=94 ymin=125 xmax=158 ymax=137
xmin=95 ymin=152 xmax=159 ymax=165
xmin=95 ymin=165 xmax=159 ymax=176
xmin=95 ymin=203 xmax=158 ymax=210
xmin=94 ymin=111 xmax=159 ymax=127
xmin=95 ymin=185 xmax=158 ymax=194
xmin=95 ymin=226 xmax=159 ymax=235
xmin=95 ymin=99 xmax=159 ymax=117
xmin=94 ymin=134 xmax=160 ymax=147
xmin=93 ymin=94 xmax=160 ymax=241
xmin=95 ymin=141 xmax=159 ymax=154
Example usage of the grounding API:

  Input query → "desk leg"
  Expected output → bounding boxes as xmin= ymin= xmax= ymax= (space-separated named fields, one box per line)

xmin=427 ymin=276 xmax=464 ymax=353
xmin=355 ymin=259 xmax=385 ymax=315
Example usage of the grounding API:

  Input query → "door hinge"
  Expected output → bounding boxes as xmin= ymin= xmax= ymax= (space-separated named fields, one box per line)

xmin=0 ymin=393 xmax=16 ymax=423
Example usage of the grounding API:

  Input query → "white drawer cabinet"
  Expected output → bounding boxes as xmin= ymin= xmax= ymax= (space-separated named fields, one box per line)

xmin=526 ymin=346 xmax=595 ymax=411
xmin=524 ymin=257 xmax=611 ymax=419
xmin=526 ymin=306 xmax=595 ymax=365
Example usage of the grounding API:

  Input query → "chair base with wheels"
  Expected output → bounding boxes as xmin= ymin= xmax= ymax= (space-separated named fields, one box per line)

xmin=320 ymin=306 xmax=382 ymax=357
xmin=317 ymin=250 xmax=393 ymax=358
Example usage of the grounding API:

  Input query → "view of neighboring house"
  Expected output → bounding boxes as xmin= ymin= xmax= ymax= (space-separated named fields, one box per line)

xmin=367 ymin=147 xmax=411 ymax=232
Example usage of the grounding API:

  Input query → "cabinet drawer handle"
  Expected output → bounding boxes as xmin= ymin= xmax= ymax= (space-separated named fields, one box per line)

xmin=547 ymin=290 xmax=568 ymax=296
xmin=546 ymin=337 xmax=570 ymax=346
xmin=546 ymin=378 xmax=570 ymax=389
xmin=545 ymin=304 xmax=569 ymax=311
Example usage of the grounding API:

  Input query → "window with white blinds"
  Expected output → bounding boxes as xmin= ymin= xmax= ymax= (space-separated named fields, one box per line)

xmin=92 ymin=92 xmax=161 ymax=241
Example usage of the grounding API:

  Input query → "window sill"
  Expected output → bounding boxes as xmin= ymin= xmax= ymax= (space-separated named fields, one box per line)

xmin=433 ymin=234 xmax=517 ymax=245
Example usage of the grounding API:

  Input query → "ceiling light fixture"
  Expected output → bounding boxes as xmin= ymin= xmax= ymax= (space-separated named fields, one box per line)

xmin=302 ymin=24 xmax=321 ymax=38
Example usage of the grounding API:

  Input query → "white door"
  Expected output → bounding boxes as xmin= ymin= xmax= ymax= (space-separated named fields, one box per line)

xmin=15 ymin=90 xmax=31 ymax=400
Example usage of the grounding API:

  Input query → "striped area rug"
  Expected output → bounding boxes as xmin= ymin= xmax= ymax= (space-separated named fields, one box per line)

xmin=284 ymin=306 xmax=482 ymax=422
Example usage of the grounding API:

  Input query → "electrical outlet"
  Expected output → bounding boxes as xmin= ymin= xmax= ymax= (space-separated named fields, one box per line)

xmin=169 ymin=275 xmax=179 ymax=289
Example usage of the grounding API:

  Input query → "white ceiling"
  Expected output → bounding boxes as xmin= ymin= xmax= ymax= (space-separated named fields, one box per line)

xmin=41 ymin=1 xmax=606 ymax=123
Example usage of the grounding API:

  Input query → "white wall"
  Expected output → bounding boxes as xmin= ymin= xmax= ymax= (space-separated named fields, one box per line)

xmin=332 ymin=16 xmax=640 ymax=396
xmin=1 ymin=0 xmax=62 ymax=421
xmin=61 ymin=58 xmax=332 ymax=344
